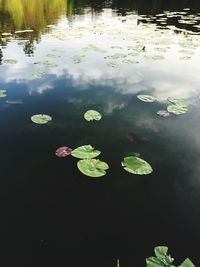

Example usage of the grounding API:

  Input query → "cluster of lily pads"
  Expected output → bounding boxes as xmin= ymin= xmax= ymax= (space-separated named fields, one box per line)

xmin=146 ymin=246 xmax=195 ymax=267
xmin=30 ymin=110 xmax=153 ymax=178
xmin=137 ymin=94 xmax=188 ymax=116
xmin=27 ymin=92 xmax=189 ymax=179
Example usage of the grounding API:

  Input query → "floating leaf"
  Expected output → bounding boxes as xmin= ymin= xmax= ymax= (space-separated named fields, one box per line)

xmin=137 ymin=95 xmax=156 ymax=102
xmin=146 ymin=246 xmax=175 ymax=267
xmin=32 ymin=71 xmax=46 ymax=77
xmin=31 ymin=114 xmax=52 ymax=124
xmin=55 ymin=146 xmax=72 ymax=158
xmin=77 ymin=159 xmax=109 ymax=177
xmin=179 ymin=258 xmax=195 ymax=267
xmin=167 ymin=105 xmax=188 ymax=115
xmin=167 ymin=97 xmax=187 ymax=106
xmin=6 ymin=99 xmax=23 ymax=104
xmin=46 ymin=54 xmax=61 ymax=58
xmin=0 ymin=89 xmax=7 ymax=98
xmin=1 ymin=32 xmax=12 ymax=36
xmin=71 ymin=145 xmax=101 ymax=159
xmin=84 ymin=110 xmax=102 ymax=121
xmin=4 ymin=59 xmax=18 ymax=64
xmin=154 ymin=246 xmax=168 ymax=258
xmin=157 ymin=110 xmax=170 ymax=117
xmin=121 ymin=156 xmax=153 ymax=175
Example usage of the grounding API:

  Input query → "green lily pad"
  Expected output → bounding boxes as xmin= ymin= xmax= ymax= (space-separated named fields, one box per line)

xmin=167 ymin=105 xmax=188 ymax=115
xmin=137 ymin=95 xmax=156 ymax=102
xmin=32 ymin=71 xmax=46 ymax=77
xmin=4 ymin=59 xmax=18 ymax=64
xmin=6 ymin=99 xmax=23 ymax=104
xmin=77 ymin=159 xmax=109 ymax=177
xmin=179 ymin=258 xmax=195 ymax=267
xmin=31 ymin=114 xmax=52 ymax=124
xmin=71 ymin=145 xmax=101 ymax=159
xmin=121 ymin=156 xmax=153 ymax=175
xmin=46 ymin=54 xmax=61 ymax=58
xmin=0 ymin=89 xmax=7 ymax=98
xmin=84 ymin=110 xmax=102 ymax=121
xmin=167 ymin=97 xmax=187 ymax=106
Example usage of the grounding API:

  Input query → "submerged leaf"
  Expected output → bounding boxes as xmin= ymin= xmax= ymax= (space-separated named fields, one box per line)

xmin=122 ymin=156 xmax=153 ymax=175
xmin=71 ymin=145 xmax=101 ymax=159
xmin=77 ymin=159 xmax=109 ymax=177
xmin=55 ymin=146 xmax=72 ymax=157
xmin=31 ymin=114 xmax=52 ymax=124
xmin=167 ymin=105 xmax=188 ymax=115
xmin=6 ymin=99 xmax=23 ymax=104
xmin=84 ymin=110 xmax=102 ymax=121
xmin=137 ymin=95 xmax=156 ymax=102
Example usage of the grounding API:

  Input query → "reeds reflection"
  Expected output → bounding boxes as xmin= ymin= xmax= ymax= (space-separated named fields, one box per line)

xmin=0 ymin=0 xmax=71 ymax=32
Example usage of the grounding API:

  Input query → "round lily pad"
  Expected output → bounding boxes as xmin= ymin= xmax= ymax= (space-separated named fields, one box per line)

xmin=4 ymin=59 xmax=18 ymax=64
xmin=71 ymin=145 xmax=101 ymax=159
xmin=121 ymin=156 xmax=153 ymax=175
xmin=0 ymin=89 xmax=7 ymax=98
xmin=77 ymin=159 xmax=109 ymax=177
xmin=32 ymin=71 xmax=46 ymax=77
xmin=137 ymin=95 xmax=156 ymax=102
xmin=31 ymin=114 xmax=52 ymax=124
xmin=167 ymin=105 xmax=188 ymax=115
xmin=84 ymin=110 xmax=102 ymax=121
xmin=157 ymin=110 xmax=170 ymax=117
xmin=55 ymin=146 xmax=72 ymax=157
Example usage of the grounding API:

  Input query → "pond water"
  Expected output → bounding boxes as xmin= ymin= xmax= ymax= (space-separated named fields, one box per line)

xmin=1 ymin=0 xmax=200 ymax=266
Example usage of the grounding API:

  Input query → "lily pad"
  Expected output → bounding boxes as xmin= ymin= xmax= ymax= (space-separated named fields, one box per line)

xmin=121 ymin=156 xmax=153 ymax=175
xmin=167 ymin=97 xmax=187 ymax=106
xmin=31 ymin=114 xmax=52 ymax=124
xmin=77 ymin=159 xmax=109 ymax=177
xmin=4 ymin=59 xmax=18 ymax=64
xmin=32 ymin=71 xmax=46 ymax=77
xmin=0 ymin=89 xmax=7 ymax=98
xmin=6 ymin=99 xmax=23 ymax=104
xmin=55 ymin=146 xmax=72 ymax=157
xmin=167 ymin=105 xmax=188 ymax=115
xmin=157 ymin=110 xmax=170 ymax=117
xmin=84 ymin=110 xmax=102 ymax=121
xmin=137 ymin=95 xmax=156 ymax=102
xmin=71 ymin=145 xmax=101 ymax=159
xmin=179 ymin=258 xmax=195 ymax=267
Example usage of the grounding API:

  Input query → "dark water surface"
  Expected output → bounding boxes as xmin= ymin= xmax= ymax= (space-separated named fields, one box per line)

xmin=1 ymin=0 xmax=200 ymax=266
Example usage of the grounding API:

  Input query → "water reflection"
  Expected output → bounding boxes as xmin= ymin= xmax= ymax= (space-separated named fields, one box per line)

xmin=1 ymin=1 xmax=200 ymax=266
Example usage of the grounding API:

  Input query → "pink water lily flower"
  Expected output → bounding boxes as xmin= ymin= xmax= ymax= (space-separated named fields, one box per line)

xmin=55 ymin=146 xmax=72 ymax=157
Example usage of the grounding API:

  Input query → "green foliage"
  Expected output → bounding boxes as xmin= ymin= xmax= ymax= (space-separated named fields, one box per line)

xmin=121 ymin=156 xmax=153 ymax=175
xmin=84 ymin=110 xmax=102 ymax=121
xmin=146 ymin=246 xmax=195 ymax=267
xmin=0 ymin=89 xmax=7 ymax=98
xmin=77 ymin=159 xmax=109 ymax=177
xmin=31 ymin=114 xmax=52 ymax=124
xmin=137 ymin=95 xmax=157 ymax=102
xmin=71 ymin=145 xmax=101 ymax=159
